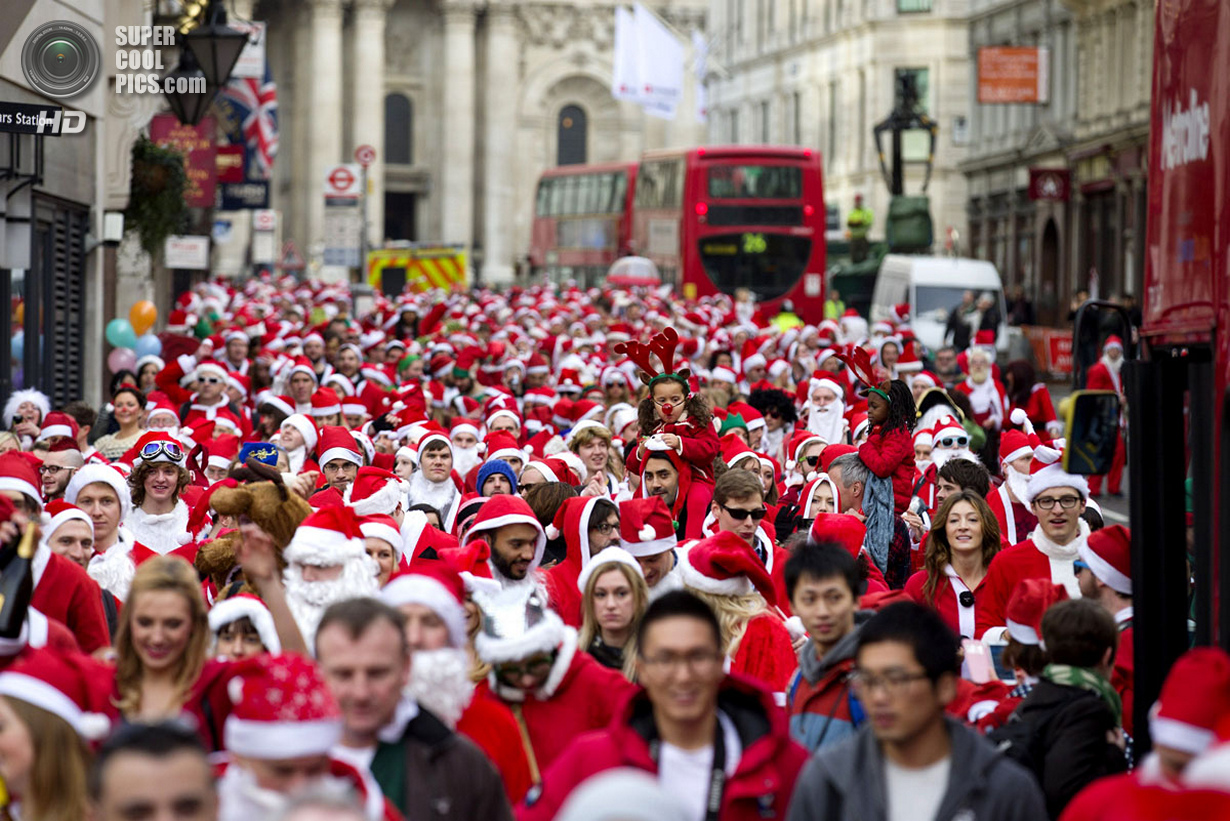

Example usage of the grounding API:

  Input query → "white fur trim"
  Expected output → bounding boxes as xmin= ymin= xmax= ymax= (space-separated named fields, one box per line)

xmin=0 ymin=477 xmax=39 ymax=504
xmin=1025 ymin=465 xmax=1089 ymax=504
xmin=545 ymin=524 xmax=561 ymax=540
xmin=639 ymin=524 xmax=656 ymax=541
xmin=1005 ymin=619 xmax=1040 ymax=646
xmin=523 ymin=462 xmax=559 ymax=484
xmin=3 ymin=389 xmax=49 ymax=424
xmin=319 ymin=446 xmax=362 ymax=468
xmin=468 ymin=513 xmax=546 ymax=571
xmin=208 ymin=597 xmax=282 ymax=654
xmin=1149 ymin=715 xmax=1216 ymax=755
xmin=380 ymin=576 xmax=467 ymax=648
xmin=1078 ymin=541 xmax=1132 ymax=595
xmin=360 ymin=521 xmax=402 ymax=552
xmin=677 ymin=549 xmax=754 ymax=598
xmin=282 ymin=414 xmax=318 ymax=451
xmin=474 ymin=607 xmax=566 ymax=664
xmin=350 ymin=477 xmax=409 ymax=517
xmin=576 ymin=546 xmax=644 ymax=594
xmin=621 ymin=534 xmax=676 ymax=558
xmin=283 ymin=526 xmax=366 ymax=565
xmin=39 ymin=423 xmax=74 ymax=440
xmin=224 ymin=716 xmax=342 ymax=758
xmin=0 ymin=671 xmax=109 ymax=740
xmin=1003 ymin=445 xmax=1033 ymax=465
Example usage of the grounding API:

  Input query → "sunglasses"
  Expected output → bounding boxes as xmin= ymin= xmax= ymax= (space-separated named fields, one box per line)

xmin=1073 ymin=560 xmax=1091 ymax=573
xmin=803 ymin=455 xmax=820 ymax=467
xmin=198 ymin=377 xmax=223 ymax=385
xmin=140 ymin=441 xmax=185 ymax=463
xmin=936 ymin=436 xmax=969 ymax=448
xmin=494 ymin=654 xmax=555 ymax=680
xmin=721 ymin=504 xmax=767 ymax=521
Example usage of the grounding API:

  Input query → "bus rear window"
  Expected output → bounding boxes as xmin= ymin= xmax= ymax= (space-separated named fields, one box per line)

xmin=707 ymin=166 xmax=802 ymax=199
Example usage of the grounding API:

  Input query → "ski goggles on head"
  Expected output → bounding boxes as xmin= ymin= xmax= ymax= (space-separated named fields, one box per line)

xmin=936 ymin=436 xmax=969 ymax=448
xmin=140 ymin=440 xmax=185 ymax=464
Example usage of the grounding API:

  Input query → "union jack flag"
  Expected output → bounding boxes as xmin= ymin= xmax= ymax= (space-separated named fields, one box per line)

xmin=218 ymin=64 xmax=278 ymax=180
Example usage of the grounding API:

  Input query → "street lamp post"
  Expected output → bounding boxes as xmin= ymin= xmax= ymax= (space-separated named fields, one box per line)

xmin=164 ymin=0 xmax=247 ymax=126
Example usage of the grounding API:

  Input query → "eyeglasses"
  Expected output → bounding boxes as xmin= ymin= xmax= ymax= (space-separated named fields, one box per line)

xmin=198 ymin=377 xmax=223 ymax=385
xmin=638 ymin=650 xmax=722 ymax=675
xmin=1035 ymin=495 xmax=1082 ymax=510
xmin=764 ymin=409 xmax=782 ymax=418
xmin=140 ymin=441 xmax=184 ymax=463
xmin=494 ymin=654 xmax=555 ymax=680
xmin=936 ymin=436 xmax=969 ymax=448
xmin=38 ymin=464 xmax=75 ymax=476
xmin=1073 ymin=560 xmax=1091 ymax=573
xmin=848 ymin=669 xmax=931 ymax=697
xmin=720 ymin=504 xmax=767 ymax=521
xmin=590 ymin=521 xmax=618 ymax=535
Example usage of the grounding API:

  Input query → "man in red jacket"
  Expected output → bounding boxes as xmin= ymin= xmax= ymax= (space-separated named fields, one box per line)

xmin=1084 ymin=335 xmax=1126 ymax=496
xmin=518 ymin=590 xmax=809 ymax=821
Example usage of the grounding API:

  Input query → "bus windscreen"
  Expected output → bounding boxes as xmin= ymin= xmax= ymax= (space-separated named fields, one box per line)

xmin=707 ymin=166 xmax=802 ymax=199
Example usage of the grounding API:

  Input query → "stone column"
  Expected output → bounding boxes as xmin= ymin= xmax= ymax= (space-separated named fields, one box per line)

xmin=482 ymin=1 xmax=519 ymax=284
xmin=307 ymin=0 xmax=345 ymax=253
xmin=352 ymin=0 xmax=394 ymax=249
xmin=440 ymin=1 xmax=478 ymax=250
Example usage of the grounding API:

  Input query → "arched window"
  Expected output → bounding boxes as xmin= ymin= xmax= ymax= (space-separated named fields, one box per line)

xmin=384 ymin=93 xmax=412 ymax=165
xmin=557 ymin=105 xmax=587 ymax=166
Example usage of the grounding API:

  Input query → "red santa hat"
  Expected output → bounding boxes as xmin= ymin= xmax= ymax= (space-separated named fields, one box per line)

xmin=341 ymin=398 xmax=367 ymax=418
xmin=1024 ymin=443 xmax=1088 ymax=504
xmin=820 ymin=444 xmax=856 ymax=473
xmin=931 ymin=416 xmax=967 ymax=446
xmin=281 ymin=413 xmax=319 ymax=452
xmin=146 ymin=398 xmax=181 ymax=428
xmin=808 ymin=373 xmax=845 ymax=402
xmin=896 ymin=343 xmax=923 ymax=374
xmin=721 ymin=434 xmax=758 ymax=471
xmin=287 ymin=356 xmax=318 ymax=382
xmin=207 ymin=593 xmax=281 ymax=654
xmin=576 ymin=546 xmax=644 ymax=595
xmin=207 ymin=436 xmax=240 ymax=472
xmin=1078 ymin=524 xmax=1132 ymax=595
xmin=38 ymin=411 xmax=79 ymax=441
xmin=999 ymin=428 xmax=1035 ymax=467
xmin=380 ymin=563 xmax=468 ymax=649
xmin=1005 ymin=579 xmax=1069 ymax=646
xmin=316 ymin=425 xmax=363 ymax=468
xmin=808 ymin=513 xmax=866 ymax=559
xmin=891 ymin=303 xmax=910 ymax=324
xmin=709 ymin=366 xmax=738 ymax=385
xmin=166 ymin=309 xmax=197 ymax=333
xmin=65 ymin=464 xmax=132 ymax=523
xmin=0 ymin=452 xmax=42 ymax=505
xmin=785 ymin=431 xmax=826 ymax=475
xmin=416 ymin=422 xmax=453 ymax=456
xmin=799 ymin=474 xmax=840 ymax=519
xmin=1149 ymin=647 xmax=1230 ymax=754
xmin=283 ymin=506 xmax=367 ymax=566
xmin=483 ymin=431 xmax=524 ymax=465
xmin=678 ymin=530 xmax=777 ymax=606
xmin=450 ymin=418 xmax=482 ymax=443
xmin=310 ymin=388 xmax=343 ymax=418
xmin=522 ymin=457 xmax=578 ymax=486
xmin=43 ymin=499 xmax=93 ymax=540
xmin=0 ymin=648 xmax=114 ymax=740
xmin=194 ymin=361 xmax=228 ymax=382
xmin=436 ymin=538 xmax=498 ymax=593
xmin=465 ymin=494 xmax=547 ymax=572
xmin=485 ymin=409 xmax=522 ymax=433
xmin=913 ymin=430 xmax=933 ymax=450
xmin=359 ymin=513 xmax=402 ymax=553
xmin=347 ymin=466 xmax=410 ymax=516
xmin=618 ymin=496 xmax=677 ymax=557
xmin=1103 ymin=335 xmax=1124 ymax=353
xmin=910 ymin=371 xmax=939 ymax=390
xmin=224 ymin=653 xmax=342 ymax=758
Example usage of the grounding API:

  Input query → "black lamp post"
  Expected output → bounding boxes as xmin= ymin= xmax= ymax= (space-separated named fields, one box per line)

xmin=164 ymin=46 xmax=216 ymax=126
xmin=183 ymin=0 xmax=248 ymax=89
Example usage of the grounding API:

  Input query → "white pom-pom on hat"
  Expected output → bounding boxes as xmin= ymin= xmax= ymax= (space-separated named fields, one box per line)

xmin=545 ymin=524 xmax=561 ymax=540
xmin=639 ymin=524 xmax=656 ymax=541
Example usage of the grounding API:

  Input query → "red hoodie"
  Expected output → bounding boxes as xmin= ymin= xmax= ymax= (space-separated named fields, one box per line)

xmin=543 ymin=496 xmax=608 ymax=628
xmin=858 ymin=425 xmax=915 ymax=514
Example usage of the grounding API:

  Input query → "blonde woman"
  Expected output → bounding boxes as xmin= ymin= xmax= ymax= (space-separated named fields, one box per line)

xmin=0 ymin=431 xmax=20 ymax=454
xmin=568 ymin=421 xmax=624 ymax=497
xmin=577 ymin=548 xmax=649 ymax=680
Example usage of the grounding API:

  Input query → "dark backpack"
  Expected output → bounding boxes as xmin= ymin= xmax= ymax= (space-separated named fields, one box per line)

xmin=987 ymin=713 xmax=1047 ymax=779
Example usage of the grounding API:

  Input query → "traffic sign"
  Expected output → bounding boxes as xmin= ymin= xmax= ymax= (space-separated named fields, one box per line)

xmin=323 ymin=164 xmax=361 ymax=198
xmin=278 ymin=240 xmax=306 ymax=270
xmin=253 ymin=209 xmax=277 ymax=232
xmin=355 ymin=144 xmax=376 ymax=167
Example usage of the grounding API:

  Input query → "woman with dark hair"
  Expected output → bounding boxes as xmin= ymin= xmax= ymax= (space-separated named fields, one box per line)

xmin=125 ymin=433 xmax=193 ymax=556
xmin=93 ymin=386 xmax=147 ymax=461
xmin=1002 ymin=359 xmax=1061 ymax=442
xmin=748 ymin=387 xmax=797 ymax=463
xmin=905 ymin=489 xmax=1002 ymax=638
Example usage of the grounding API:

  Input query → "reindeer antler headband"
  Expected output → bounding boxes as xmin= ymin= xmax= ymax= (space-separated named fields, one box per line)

xmin=612 ymin=327 xmax=693 ymax=393
xmin=834 ymin=343 xmax=891 ymax=402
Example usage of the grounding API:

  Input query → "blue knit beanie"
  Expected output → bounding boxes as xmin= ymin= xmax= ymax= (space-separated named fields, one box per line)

xmin=477 ymin=459 xmax=518 ymax=496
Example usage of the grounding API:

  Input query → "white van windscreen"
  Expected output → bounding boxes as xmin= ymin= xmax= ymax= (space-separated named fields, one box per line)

xmin=915 ymin=287 xmax=999 ymax=321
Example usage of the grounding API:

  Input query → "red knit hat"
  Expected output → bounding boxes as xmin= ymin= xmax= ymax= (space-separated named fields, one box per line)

xmin=1150 ymin=647 xmax=1230 ymax=754
xmin=347 ymin=466 xmax=409 ymax=516
xmin=0 ymin=452 xmax=42 ymax=504
xmin=0 ymin=648 xmax=114 ymax=740
xmin=808 ymin=513 xmax=866 ymax=559
xmin=224 ymin=653 xmax=342 ymax=758
xmin=207 ymin=593 xmax=280 ymax=654
xmin=381 ymin=563 xmax=468 ymax=648
xmin=678 ymin=530 xmax=777 ymax=606
xmin=618 ymin=496 xmax=676 ymax=557
xmin=466 ymin=494 xmax=546 ymax=571
xmin=283 ymin=505 xmax=366 ymax=566
xmin=1005 ymin=579 xmax=1069 ymax=646
xmin=316 ymin=425 xmax=362 ymax=467
xmin=1078 ymin=524 xmax=1132 ymax=595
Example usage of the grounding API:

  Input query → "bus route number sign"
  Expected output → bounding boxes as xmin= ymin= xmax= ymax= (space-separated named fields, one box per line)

xmin=742 ymin=233 xmax=768 ymax=254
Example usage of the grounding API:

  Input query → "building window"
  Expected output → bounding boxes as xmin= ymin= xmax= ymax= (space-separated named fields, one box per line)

xmin=897 ymin=0 xmax=932 ymax=11
xmin=384 ymin=93 xmax=412 ymax=165
xmin=557 ymin=105 xmax=587 ymax=165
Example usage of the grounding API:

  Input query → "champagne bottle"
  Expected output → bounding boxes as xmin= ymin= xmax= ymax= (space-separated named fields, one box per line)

xmin=0 ymin=523 xmax=37 ymax=640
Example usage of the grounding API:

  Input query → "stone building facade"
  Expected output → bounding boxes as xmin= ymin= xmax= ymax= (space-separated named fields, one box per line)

xmin=256 ymin=0 xmax=707 ymax=284
xmin=704 ymin=0 xmax=974 ymax=250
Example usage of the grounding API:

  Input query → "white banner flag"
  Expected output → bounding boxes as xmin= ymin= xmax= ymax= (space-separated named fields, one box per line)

xmin=635 ymin=3 xmax=683 ymax=118
xmin=612 ymin=6 xmax=642 ymax=103
xmin=692 ymin=30 xmax=708 ymax=123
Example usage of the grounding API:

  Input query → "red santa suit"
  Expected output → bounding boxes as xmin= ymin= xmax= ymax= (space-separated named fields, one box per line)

xmin=985 ymin=481 xmax=1038 ymax=547
xmin=1009 ymin=383 xmax=1062 ymax=443
xmin=624 ymin=413 xmax=720 ymax=487
xmin=904 ymin=565 xmax=990 ymax=639
xmin=30 ymin=542 xmax=110 ymax=653
xmin=456 ymin=689 xmax=534 ymax=805
xmin=636 ymin=442 xmax=708 ymax=540
xmin=974 ymin=520 xmax=1090 ymax=638
xmin=542 ymin=496 xmax=609 ymax=628
xmin=1085 ymin=347 xmax=1127 ymax=496
xmin=953 ymin=374 xmax=1008 ymax=431
xmin=730 ymin=611 xmax=797 ymax=694
xmin=0 ymin=609 xmax=81 ymax=670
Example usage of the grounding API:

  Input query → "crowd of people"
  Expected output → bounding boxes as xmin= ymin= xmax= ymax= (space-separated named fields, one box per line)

xmin=0 ymin=274 xmax=1208 ymax=821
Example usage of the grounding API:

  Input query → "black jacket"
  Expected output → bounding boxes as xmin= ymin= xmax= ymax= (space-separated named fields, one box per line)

xmin=1013 ymin=679 xmax=1126 ymax=819
xmin=787 ymin=716 xmax=1046 ymax=821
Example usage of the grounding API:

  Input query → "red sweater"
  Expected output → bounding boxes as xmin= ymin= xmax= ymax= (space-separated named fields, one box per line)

xmin=625 ymin=416 xmax=720 ymax=485
xmin=859 ymin=426 xmax=916 ymax=514
xmin=731 ymin=612 xmax=797 ymax=693
xmin=31 ymin=549 xmax=111 ymax=653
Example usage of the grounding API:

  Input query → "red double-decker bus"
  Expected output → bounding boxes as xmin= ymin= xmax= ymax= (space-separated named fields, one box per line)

xmin=629 ymin=145 xmax=826 ymax=320
xmin=527 ymin=162 xmax=637 ymax=286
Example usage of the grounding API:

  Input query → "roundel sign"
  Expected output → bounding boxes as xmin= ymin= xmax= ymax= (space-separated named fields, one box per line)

xmin=355 ymin=144 xmax=376 ymax=167
xmin=323 ymin=164 xmax=361 ymax=198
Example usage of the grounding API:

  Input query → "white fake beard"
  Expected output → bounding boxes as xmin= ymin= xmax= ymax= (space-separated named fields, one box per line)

xmin=406 ymin=648 xmax=475 ymax=729
xmin=760 ymin=425 xmax=785 ymax=457
xmin=407 ymin=470 xmax=458 ymax=513
xmin=284 ymin=557 xmax=380 ymax=646
xmin=931 ymin=447 xmax=978 ymax=469
xmin=452 ymin=445 xmax=483 ymax=477
xmin=285 ymin=445 xmax=306 ymax=474
xmin=1102 ymin=354 xmax=1123 ymax=376
xmin=806 ymin=402 xmax=846 ymax=444
xmin=88 ymin=543 xmax=136 ymax=601
xmin=1006 ymin=466 xmax=1031 ymax=502
xmin=218 ymin=765 xmax=289 ymax=821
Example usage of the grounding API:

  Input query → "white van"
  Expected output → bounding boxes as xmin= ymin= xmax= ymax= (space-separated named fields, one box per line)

xmin=870 ymin=255 xmax=1010 ymax=354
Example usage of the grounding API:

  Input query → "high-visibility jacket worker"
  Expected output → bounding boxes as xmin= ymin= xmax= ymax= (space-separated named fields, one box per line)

xmin=847 ymin=194 xmax=874 ymax=240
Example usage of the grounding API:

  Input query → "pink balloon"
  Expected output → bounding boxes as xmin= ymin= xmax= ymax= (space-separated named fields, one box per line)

xmin=108 ymin=347 xmax=137 ymax=374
